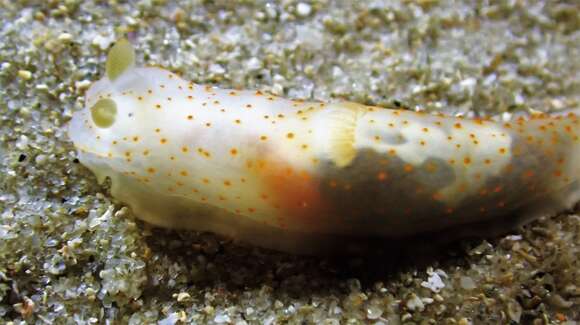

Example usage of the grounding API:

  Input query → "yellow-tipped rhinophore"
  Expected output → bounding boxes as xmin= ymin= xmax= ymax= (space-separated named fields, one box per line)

xmin=106 ymin=39 xmax=135 ymax=81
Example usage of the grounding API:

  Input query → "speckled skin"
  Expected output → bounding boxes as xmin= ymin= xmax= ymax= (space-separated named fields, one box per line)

xmin=69 ymin=45 xmax=579 ymax=254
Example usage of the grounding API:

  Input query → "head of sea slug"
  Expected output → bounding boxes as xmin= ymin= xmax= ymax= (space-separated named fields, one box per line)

xmin=68 ymin=39 xmax=175 ymax=182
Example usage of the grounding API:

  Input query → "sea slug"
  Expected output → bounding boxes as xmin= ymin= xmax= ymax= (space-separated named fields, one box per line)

xmin=68 ymin=40 xmax=579 ymax=254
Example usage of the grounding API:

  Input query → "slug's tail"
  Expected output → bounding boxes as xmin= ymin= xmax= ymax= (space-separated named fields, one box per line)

xmin=563 ymin=110 xmax=579 ymax=189
xmin=474 ymin=109 xmax=580 ymax=227
xmin=571 ymin=110 xmax=580 ymax=207
xmin=519 ymin=110 xmax=580 ymax=223
xmin=551 ymin=109 xmax=579 ymax=207
xmin=527 ymin=108 xmax=579 ymax=178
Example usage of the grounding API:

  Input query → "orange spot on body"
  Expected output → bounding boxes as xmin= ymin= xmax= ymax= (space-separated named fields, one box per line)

xmin=523 ymin=170 xmax=534 ymax=178
xmin=377 ymin=171 xmax=388 ymax=181
xmin=425 ymin=162 xmax=437 ymax=172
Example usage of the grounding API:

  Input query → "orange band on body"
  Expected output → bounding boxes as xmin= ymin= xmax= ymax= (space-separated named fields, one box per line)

xmin=249 ymin=157 xmax=330 ymax=230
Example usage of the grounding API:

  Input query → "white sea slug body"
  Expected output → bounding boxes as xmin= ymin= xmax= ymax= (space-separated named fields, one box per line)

xmin=69 ymin=40 xmax=579 ymax=254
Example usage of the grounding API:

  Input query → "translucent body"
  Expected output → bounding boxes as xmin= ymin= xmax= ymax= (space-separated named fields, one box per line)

xmin=69 ymin=51 xmax=579 ymax=254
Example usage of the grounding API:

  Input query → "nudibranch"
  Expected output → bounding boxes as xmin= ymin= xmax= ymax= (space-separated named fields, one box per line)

xmin=69 ymin=40 xmax=579 ymax=254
